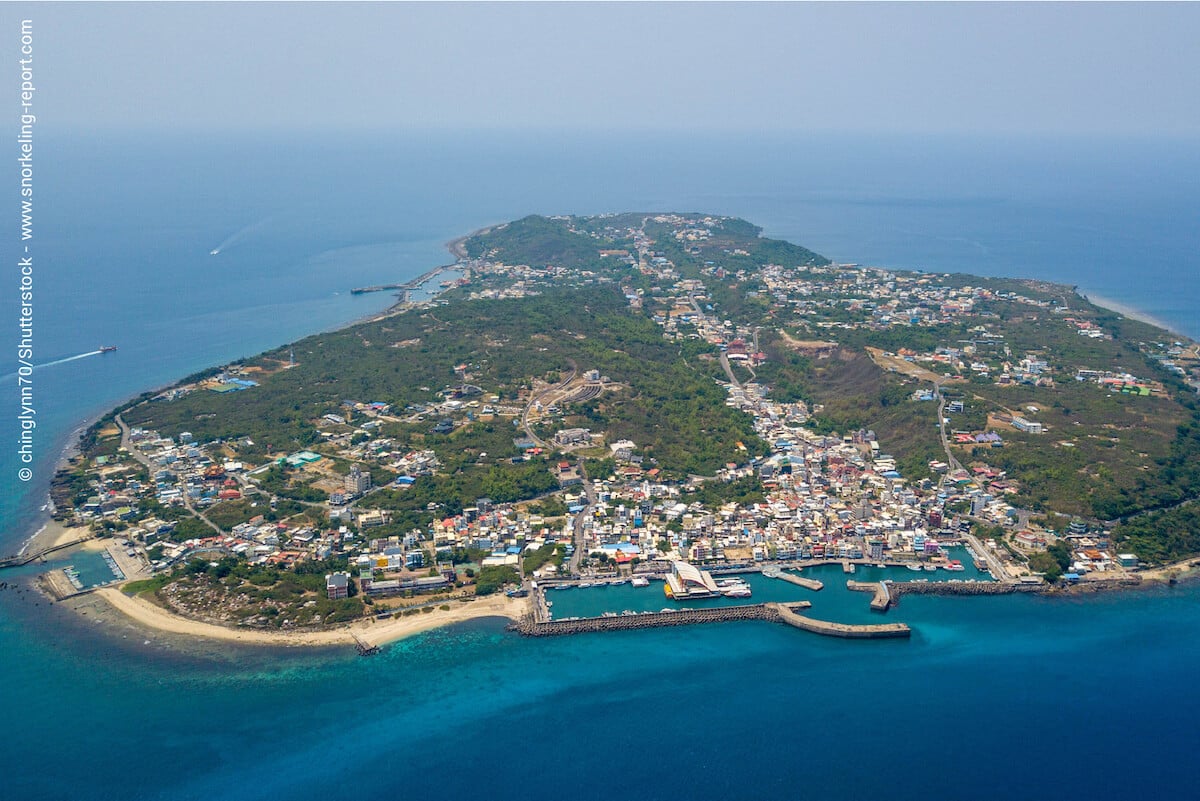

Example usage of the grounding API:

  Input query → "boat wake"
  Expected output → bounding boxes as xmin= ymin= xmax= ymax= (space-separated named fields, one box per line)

xmin=1 ymin=349 xmax=106 ymax=381
xmin=209 ymin=214 xmax=278 ymax=256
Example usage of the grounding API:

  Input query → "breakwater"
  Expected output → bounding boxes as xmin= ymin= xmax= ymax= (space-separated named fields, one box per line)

xmin=770 ymin=602 xmax=911 ymax=638
xmin=0 ymin=536 xmax=91 ymax=570
xmin=762 ymin=567 xmax=824 ymax=591
xmin=512 ymin=600 xmax=913 ymax=640
xmin=846 ymin=580 xmax=892 ymax=610
xmin=889 ymin=580 xmax=1042 ymax=599
xmin=351 ymin=264 xmax=455 ymax=295
xmin=512 ymin=602 xmax=799 ymax=636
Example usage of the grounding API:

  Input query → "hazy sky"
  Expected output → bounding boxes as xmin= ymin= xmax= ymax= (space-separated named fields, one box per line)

xmin=7 ymin=2 xmax=1200 ymax=135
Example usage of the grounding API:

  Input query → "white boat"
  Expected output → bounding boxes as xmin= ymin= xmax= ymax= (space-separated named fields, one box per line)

xmin=906 ymin=564 xmax=923 ymax=571
xmin=631 ymin=576 xmax=650 ymax=587
xmin=924 ymin=564 xmax=938 ymax=572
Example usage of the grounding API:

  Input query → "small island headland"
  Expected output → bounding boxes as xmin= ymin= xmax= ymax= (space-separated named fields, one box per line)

xmin=14 ymin=212 xmax=1200 ymax=654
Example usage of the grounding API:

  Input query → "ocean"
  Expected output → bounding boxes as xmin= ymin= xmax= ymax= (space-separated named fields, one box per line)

xmin=2 ymin=130 xmax=1198 ymax=799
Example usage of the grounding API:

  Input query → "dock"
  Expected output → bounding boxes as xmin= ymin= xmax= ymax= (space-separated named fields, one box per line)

xmin=352 ymin=633 xmax=380 ymax=656
xmin=0 ymin=536 xmax=92 ymax=570
xmin=511 ymin=599 xmax=913 ymax=640
xmin=765 ymin=569 xmax=824 ymax=591
xmin=351 ymin=264 xmax=455 ymax=295
xmin=770 ymin=602 xmax=911 ymax=639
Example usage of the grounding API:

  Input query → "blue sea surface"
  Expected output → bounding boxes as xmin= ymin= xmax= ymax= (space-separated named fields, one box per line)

xmin=1 ymin=131 xmax=1198 ymax=799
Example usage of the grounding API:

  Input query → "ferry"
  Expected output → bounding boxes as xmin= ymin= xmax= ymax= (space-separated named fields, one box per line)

xmin=631 ymin=576 xmax=650 ymax=587
xmin=99 ymin=345 xmax=117 ymax=353
xmin=716 ymin=578 xmax=753 ymax=598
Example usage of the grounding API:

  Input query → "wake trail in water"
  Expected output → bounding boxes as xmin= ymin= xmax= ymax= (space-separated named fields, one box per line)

xmin=209 ymin=214 xmax=278 ymax=256
xmin=0 ymin=350 xmax=104 ymax=381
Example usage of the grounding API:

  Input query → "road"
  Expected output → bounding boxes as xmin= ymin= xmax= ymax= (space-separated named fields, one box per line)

xmin=520 ymin=359 xmax=577 ymax=447
xmin=567 ymin=459 xmax=595 ymax=575
xmin=115 ymin=413 xmax=222 ymax=535
xmin=963 ymin=529 xmax=1012 ymax=581
xmin=934 ymin=383 xmax=964 ymax=474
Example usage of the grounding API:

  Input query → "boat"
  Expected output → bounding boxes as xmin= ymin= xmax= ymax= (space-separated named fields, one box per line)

xmin=210 ymin=249 xmax=220 ymax=256
xmin=875 ymin=563 xmax=887 ymax=569
xmin=631 ymin=576 xmax=650 ymax=587
xmin=924 ymin=564 xmax=938 ymax=571
xmin=944 ymin=560 xmax=965 ymax=571
xmin=99 ymin=346 xmax=117 ymax=353
xmin=906 ymin=563 xmax=923 ymax=571
xmin=716 ymin=577 xmax=753 ymax=598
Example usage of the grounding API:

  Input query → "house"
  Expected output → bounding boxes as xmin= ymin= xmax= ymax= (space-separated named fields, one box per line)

xmin=326 ymin=572 xmax=350 ymax=600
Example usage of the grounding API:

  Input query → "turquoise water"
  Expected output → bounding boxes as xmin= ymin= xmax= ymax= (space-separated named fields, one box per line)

xmin=1 ymin=131 xmax=1199 ymax=799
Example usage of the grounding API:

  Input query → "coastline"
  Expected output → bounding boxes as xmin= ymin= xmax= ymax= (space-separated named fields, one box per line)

xmin=1078 ymin=289 xmax=1186 ymax=339
xmin=92 ymin=586 xmax=527 ymax=650
xmin=13 ymin=229 xmax=485 ymax=557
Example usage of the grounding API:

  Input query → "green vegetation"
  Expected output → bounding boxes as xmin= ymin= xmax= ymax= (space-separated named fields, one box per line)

xmin=521 ymin=543 xmax=566 ymax=576
xmin=1114 ymin=503 xmax=1200 ymax=565
xmin=473 ymin=564 xmax=519 ymax=596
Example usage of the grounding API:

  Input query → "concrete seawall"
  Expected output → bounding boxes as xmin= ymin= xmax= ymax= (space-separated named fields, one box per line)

xmin=512 ymin=600 xmax=913 ymax=640
xmin=769 ymin=603 xmax=911 ymax=639
xmin=889 ymin=580 xmax=1041 ymax=599
xmin=511 ymin=602 xmax=800 ymax=636
xmin=846 ymin=580 xmax=892 ymax=610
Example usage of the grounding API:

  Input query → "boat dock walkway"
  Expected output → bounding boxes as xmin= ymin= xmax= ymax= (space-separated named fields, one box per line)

xmin=767 ymin=570 xmax=824 ymax=591
xmin=0 ymin=536 xmax=92 ymax=570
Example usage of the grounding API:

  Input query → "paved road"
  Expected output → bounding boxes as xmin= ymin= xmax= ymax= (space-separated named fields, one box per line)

xmin=521 ymin=359 xmax=577 ymax=448
xmin=116 ymin=414 xmax=222 ymax=535
xmin=567 ymin=459 xmax=595 ymax=575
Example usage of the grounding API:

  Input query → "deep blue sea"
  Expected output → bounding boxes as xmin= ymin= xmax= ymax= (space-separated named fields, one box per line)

xmin=2 ymin=131 xmax=1198 ymax=799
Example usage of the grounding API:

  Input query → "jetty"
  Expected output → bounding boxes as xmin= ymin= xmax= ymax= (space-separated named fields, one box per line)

xmin=351 ymin=264 xmax=455 ymax=295
xmin=0 ymin=536 xmax=92 ymax=570
xmin=762 ymin=567 xmax=824 ymax=591
xmin=511 ymin=600 xmax=912 ymax=640
xmin=847 ymin=580 xmax=893 ymax=611
xmin=770 ymin=602 xmax=911 ymax=639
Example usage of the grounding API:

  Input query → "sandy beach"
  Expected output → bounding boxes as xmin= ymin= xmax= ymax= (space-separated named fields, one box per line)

xmin=20 ymin=517 xmax=91 ymax=556
xmin=1081 ymin=291 xmax=1184 ymax=338
xmin=95 ymin=587 xmax=528 ymax=650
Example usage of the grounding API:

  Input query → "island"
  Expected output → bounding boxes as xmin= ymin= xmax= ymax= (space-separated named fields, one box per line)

xmin=28 ymin=212 xmax=1200 ymax=650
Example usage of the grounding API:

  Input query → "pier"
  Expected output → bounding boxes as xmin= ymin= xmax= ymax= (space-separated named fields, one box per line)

xmin=351 ymin=264 xmax=456 ymax=295
xmin=762 ymin=567 xmax=824 ymax=591
xmin=847 ymin=580 xmax=893 ymax=611
xmin=769 ymin=602 xmax=911 ymax=639
xmin=0 ymin=536 xmax=92 ymax=570
xmin=512 ymin=600 xmax=913 ymax=640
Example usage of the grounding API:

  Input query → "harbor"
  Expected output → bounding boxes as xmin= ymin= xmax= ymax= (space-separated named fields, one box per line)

xmin=512 ymin=600 xmax=910 ymax=639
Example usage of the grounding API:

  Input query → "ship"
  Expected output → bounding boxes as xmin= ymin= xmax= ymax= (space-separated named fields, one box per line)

xmin=99 ymin=346 xmax=117 ymax=353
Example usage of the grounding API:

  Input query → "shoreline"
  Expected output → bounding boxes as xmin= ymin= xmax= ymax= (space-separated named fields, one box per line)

xmin=11 ymin=220 xmax=1200 ymax=655
xmin=11 ymin=229 xmax=487 ymax=558
xmin=91 ymin=586 xmax=528 ymax=650
xmin=1078 ymin=289 xmax=1189 ymax=340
